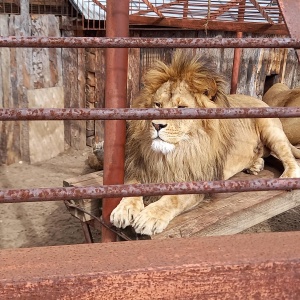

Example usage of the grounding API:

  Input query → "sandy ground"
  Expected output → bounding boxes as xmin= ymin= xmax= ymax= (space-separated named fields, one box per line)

xmin=0 ymin=147 xmax=97 ymax=249
xmin=0 ymin=147 xmax=300 ymax=249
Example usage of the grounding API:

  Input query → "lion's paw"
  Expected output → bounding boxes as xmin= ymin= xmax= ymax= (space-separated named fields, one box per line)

xmin=110 ymin=197 xmax=144 ymax=229
xmin=133 ymin=204 xmax=172 ymax=235
xmin=245 ymin=158 xmax=264 ymax=175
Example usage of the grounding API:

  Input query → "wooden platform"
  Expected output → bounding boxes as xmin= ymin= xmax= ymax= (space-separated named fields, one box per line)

xmin=63 ymin=158 xmax=300 ymax=241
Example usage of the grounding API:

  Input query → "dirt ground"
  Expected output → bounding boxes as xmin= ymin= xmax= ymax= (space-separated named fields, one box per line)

xmin=1 ymin=147 xmax=300 ymax=249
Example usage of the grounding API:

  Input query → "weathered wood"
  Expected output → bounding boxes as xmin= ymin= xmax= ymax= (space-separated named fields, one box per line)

xmin=63 ymin=159 xmax=300 ymax=239
xmin=127 ymin=32 xmax=141 ymax=106
xmin=27 ymin=87 xmax=64 ymax=163
xmin=62 ymin=30 xmax=86 ymax=150
xmin=64 ymin=171 xmax=103 ymax=222
xmin=1 ymin=232 xmax=300 ymax=299
xmin=76 ymin=47 xmax=86 ymax=149
xmin=94 ymin=49 xmax=105 ymax=142
xmin=0 ymin=14 xmax=64 ymax=165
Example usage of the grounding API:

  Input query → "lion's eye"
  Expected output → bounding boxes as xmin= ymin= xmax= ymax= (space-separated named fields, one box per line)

xmin=178 ymin=105 xmax=187 ymax=109
xmin=203 ymin=89 xmax=209 ymax=96
xmin=154 ymin=102 xmax=161 ymax=108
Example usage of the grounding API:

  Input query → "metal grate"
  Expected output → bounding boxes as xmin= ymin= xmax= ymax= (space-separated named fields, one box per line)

xmin=0 ymin=0 xmax=286 ymax=33
xmin=0 ymin=0 xmax=20 ymax=14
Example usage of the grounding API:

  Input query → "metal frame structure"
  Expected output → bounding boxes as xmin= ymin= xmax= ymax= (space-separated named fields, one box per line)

xmin=1 ymin=0 xmax=300 ymax=297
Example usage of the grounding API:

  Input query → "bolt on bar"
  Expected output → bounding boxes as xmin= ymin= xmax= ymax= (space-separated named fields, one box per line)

xmin=0 ymin=37 xmax=300 ymax=49
xmin=1 ymin=178 xmax=300 ymax=204
xmin=1 ymin=107 xmax=300 ymax=120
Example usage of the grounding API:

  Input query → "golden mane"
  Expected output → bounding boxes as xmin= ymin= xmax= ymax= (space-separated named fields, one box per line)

xmin=133 ymin=50 xmax=229 ymax=109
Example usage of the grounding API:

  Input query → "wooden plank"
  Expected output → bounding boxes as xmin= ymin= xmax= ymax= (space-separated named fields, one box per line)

xmin=75 ymin=46 xmax=86 ymax=150
xmin=27 ymin=87 xmax=64 ymax=163
xmin=63 ymin=171 xmax=103 ymax=187
xmin=94 ymin=49 xmax=105 ymax=142
xmin=64 ymin=171 xmax=103 ymax=222
xmin=62 ymin=31 xmax=86 ymax=150
xmin=1 ymin=232 xmax=300 ymax=299
xmin=63 ymin=160 xmax=300 ymax=239
xmin=0 ymin=15 xmax=12 ymax=164
xmin=127 ymin=32 xmax=141 ymax=106
xmin=153 ymin=163 xmax=300 ymax=239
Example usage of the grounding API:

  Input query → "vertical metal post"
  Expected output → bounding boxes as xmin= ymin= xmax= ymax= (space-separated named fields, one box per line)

xmin=277 ymin=0 xmax=300 ymax=62
xmin=230 ymin=0 xmax=245 ymax=94
xmin=102 ymin=0 xmax=129 ymax=242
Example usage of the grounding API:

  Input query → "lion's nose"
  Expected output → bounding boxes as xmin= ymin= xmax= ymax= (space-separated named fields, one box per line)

xmin=152 ymin=122 xmax=167 ymax=132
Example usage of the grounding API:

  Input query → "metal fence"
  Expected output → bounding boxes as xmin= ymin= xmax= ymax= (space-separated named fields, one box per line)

xmin=1 ymin=1 xmax=300 ymax=298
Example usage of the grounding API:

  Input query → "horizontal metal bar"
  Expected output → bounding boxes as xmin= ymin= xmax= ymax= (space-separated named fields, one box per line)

xmin=1 ymin=107 xmax=300 ymax=121
xmin=1 ymin=178 xmax=300 ymax=203
xmin=0 ymin=37 xmax=300 ymax=49
xmin=1 ymin=232 xmax=300 ymax=299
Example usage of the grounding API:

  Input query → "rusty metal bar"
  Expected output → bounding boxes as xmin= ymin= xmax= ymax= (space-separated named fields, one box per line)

xmin=277 ymin=0 xmax=300 ymax=61
xmin=1 ymin=178 xmax=300 ymax=204
xmin=230 ymin=0 xmax=245 ymax=94
xmin=0 ymin=37 xmax=300 ymax=48
xmin=142 ymin=0 xmax=164 ymax=18
xmin=102 ymin=0 xmax=129 ymax=243
xmin=1 ymin=232 xmax=300 ymax=299
xmin=2 ymin=107 xmax=300 ymax=120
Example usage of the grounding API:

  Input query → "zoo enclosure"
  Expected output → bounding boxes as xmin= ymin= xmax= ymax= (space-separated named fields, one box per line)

xmin=1 ymin=0 xmax=300 ymax=298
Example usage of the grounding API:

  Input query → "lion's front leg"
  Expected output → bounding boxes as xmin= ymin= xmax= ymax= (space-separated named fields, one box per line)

xmin=133 ymin=194 xmax=203 ymax=235
xmin=260 ymin=124 xmax=300 ymax=178
xmin=110 ymin=196 xmax=144 ymax=228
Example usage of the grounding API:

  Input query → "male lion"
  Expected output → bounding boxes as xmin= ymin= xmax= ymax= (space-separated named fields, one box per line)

xmin=263 ymin=83 xmax=300 ymax=145
xmin=110 ymin=50 xmax=300 ymax=236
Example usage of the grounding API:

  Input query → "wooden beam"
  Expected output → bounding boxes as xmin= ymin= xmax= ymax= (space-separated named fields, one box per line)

xmin=277 ymin=0 xmax=300 ymax=61
xmin=129 ymin=15 xmax=288 ymax=35
xmin=1 ymin=232 xmax=300 ymax=299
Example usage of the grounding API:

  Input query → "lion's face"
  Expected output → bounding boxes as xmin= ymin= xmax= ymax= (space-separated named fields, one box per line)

xmin=148 ymin=80 xmax=219 ymax=154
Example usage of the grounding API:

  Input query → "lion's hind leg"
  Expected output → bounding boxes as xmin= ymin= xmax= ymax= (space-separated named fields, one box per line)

xmin=260 ymin=121 xmax=300 ymax=178
xmin=245 ymin=157 xmax=265 ymax=175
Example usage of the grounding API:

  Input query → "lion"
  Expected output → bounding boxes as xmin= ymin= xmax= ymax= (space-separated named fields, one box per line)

xmin=263 ymin=83 xmax=300 ymax=145
xmin=110 ymin=50 xmax=300 ymax=236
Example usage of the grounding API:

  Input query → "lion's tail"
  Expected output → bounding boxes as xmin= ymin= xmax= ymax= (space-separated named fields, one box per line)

xmin=291 ymin=145 xmax=300 ymax=159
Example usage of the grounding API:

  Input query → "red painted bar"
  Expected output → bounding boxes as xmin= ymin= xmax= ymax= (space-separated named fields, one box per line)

xmin=278 ymin=0 xmax=300 ymax=61
xmin=102 ymin=0 xmax=129 ymax=242
xmin=1 ymin=232 xmax=300 ymax=299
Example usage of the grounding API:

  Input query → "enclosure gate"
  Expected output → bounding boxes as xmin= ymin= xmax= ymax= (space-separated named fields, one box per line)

xmin=1 ymin=0 xmax=300 ymax=298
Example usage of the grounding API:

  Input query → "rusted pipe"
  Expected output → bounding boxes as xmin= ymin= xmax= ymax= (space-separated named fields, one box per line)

xmin=1 ymin=178 xmax=300 ymax=204
xmin=2 ymin=107 xmax=300 ymax=120
xmin=230 ymin=0 xmax=245 ymax=94
xmin=0 ymin=37 xmax=300 ymax=48
xmin=230 ymin=32 xmax=243 ymax=94
xmin=102 ymin=0 xmax=129 ymax=243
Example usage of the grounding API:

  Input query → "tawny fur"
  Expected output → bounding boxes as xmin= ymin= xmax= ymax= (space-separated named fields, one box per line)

xmin=263 ymin=83 xmax=300 ymax=145
xmin=110 ymin=50 xmax=300 ymax=236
